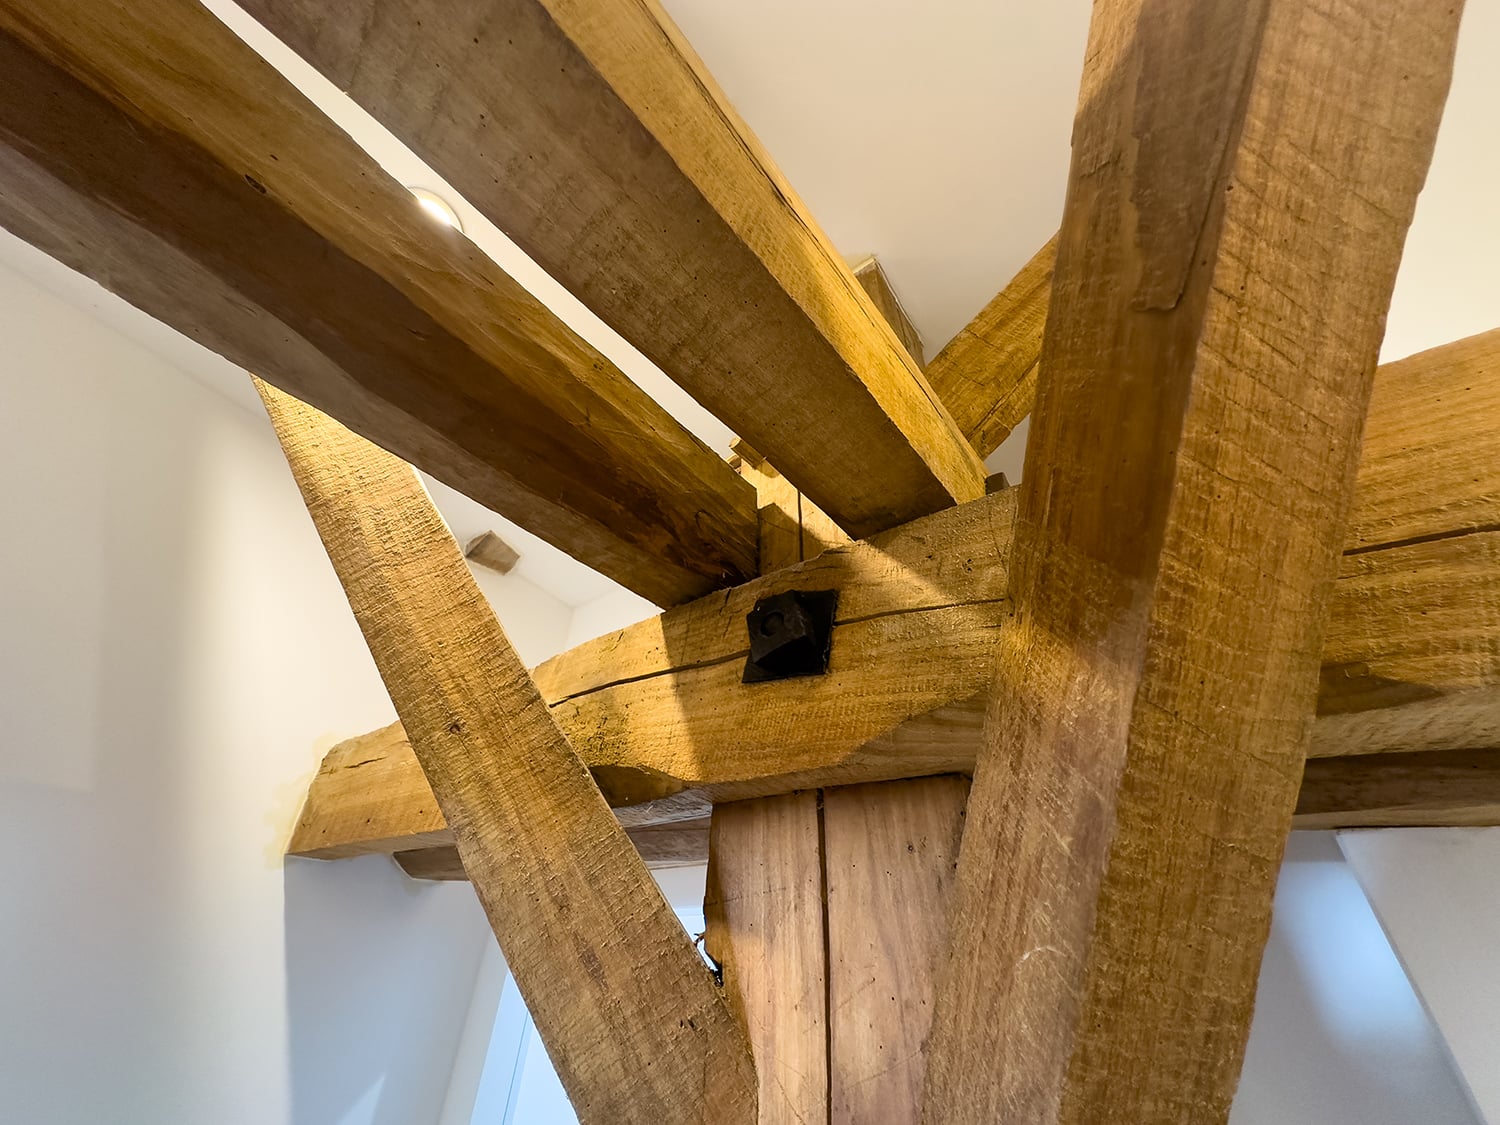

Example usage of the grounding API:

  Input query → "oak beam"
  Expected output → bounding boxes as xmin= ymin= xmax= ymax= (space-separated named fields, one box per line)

xmin=1347 ymin=328 xmax=1500 ymax=554
xmin=394 ymin=816 xmax=714 ymax=880
xmin=239 ymin=0 xmax=986 ymax=539
xmin=920 ymin=1 xmax=1462 ymax=1121
xmin=850 ymin=255 xmax=925 ymax=366
xmin=371 ymin=739 xmax=1500 ymax=882
xmin=704 ymin=794 xmax=829 ymax=1125
xmin=257 ymin=382 xmax=756 ymax=1124
xmin=824 ymin=777 xmax=968 ymax=1124
xmin=924 ymin=235 xmax=1056 ymax=458
xmin=1294 ymin=750 xmax=1500 ymax=829
xmin=289 ymin=318 xmax=1500 ymax=862
xmin=1315 ymin=326 xmax=1500 ymax=759
xmin=291 ymin=416 xmax=1500 ymax=861
xmin=0 ymin=0 xmax=755 ymax=606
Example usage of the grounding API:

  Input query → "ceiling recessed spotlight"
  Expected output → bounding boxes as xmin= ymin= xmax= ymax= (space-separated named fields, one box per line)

xmin=407 ymin=187 xmax=463 ymax=233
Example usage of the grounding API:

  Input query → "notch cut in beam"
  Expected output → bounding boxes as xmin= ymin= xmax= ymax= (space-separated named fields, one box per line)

xmin=258 ymin=380 xmax=756 ymax=1124
xmin=0 ymin=0 xmax=756 ymax=607
xmin=238 ymin=0 xmax=987 ymax=539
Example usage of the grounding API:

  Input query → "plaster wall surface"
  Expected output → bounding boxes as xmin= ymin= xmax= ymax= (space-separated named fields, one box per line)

xmin=1231 ymin=834 xmax=1478 ymax=1125
xmin=1341 ymin=828 xmax=1500 ymax=1123
xmin=0 ymin=259 xmax=575 ymax=1125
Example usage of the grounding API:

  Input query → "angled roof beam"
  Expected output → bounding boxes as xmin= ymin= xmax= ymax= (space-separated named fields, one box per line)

xmin=920 ymin=0 xmax=1461 ymax=1120
xmin=0 ymin=0 xmax=756 ymax=606
xmin=925 ymin=235 xmax=1056 ymax=458
xmin=257 ymin=380 xmax=757 ymax=1124
xmin=238 ymin=0 xmax=987 ymax=540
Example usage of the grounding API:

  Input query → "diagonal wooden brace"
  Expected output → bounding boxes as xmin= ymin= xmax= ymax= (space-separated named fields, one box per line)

xmin=255 ymin=379 xmax=756 ymax=1125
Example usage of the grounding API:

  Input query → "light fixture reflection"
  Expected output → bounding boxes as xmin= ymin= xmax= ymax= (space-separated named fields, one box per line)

xmin=408 ymin=187 xmax=463 ymax=233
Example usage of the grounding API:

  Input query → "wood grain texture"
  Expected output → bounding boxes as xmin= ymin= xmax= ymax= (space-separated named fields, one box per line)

xmin=394 ymin=815 xmax=714 ymax=880
xmin=824 ymin=777 xmax=967 ymax=1125
xmin=851 ymin=255 xmax=925 ymax=365
xmin=1294 ymin=750 xmax=1500 ymax=829
xmin=0 ymin=0 xmax=756 ymax=608
xmin=704 ymin=793 xmax=828 ymax=1125
xmin=1347 ymin=327 xmax=1500 ymax=553
xmin=530 ymin=488 xmax=1013 ymax=792
xmin=240 ymin=0 xmax=985 ymax=539
xmin=290 ymin=360 xmax=1500 ymax=856
xmin=920 ymin=2 xmax=1461 ymax=1122
xmin=925 ymin=235 xmax=1056 ymax=457
xmin=256 ymin=381 xmax=755 ymax=1125
xmin=1316 ymin=326 xmax=1500 ymax=757
xmin=463 ymin=531 xmax=520 ymax=576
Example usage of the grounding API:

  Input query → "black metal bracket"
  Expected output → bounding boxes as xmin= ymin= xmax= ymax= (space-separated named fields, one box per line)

xmin=742 ymin=589 xmax=839 ymax=683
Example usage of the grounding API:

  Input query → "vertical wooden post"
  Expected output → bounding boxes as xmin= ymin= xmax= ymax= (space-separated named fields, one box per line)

xmin=824 ymin=777 xmax=967 ymax=1124
xmin=704 ymin=794 xmax=829 ymax=1125
xmin=704 ymin=777 xmax=969 ymax=1125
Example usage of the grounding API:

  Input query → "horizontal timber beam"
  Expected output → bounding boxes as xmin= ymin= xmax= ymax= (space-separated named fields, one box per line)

xmin=291 ymin=325 xmax=1500 ymax=874
xmin=289 ymin=487 xmax=1019 ymax=863
xmin=239 ymin=0 xmax=987 ymax=539
xmin=1295 ymin=750 xmax=1500 ymax=829
xmin=0 ymin=0 xmax=756 ymax=606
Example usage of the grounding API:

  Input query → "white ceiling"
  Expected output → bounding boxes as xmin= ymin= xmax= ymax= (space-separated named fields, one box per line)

xmin=1 ymin=0 xmax=1495 ymax=609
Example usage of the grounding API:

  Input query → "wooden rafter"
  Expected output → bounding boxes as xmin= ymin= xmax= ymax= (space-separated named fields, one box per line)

xmin=849 ymin=254 xmax=925 ymax=365
xmin=925 ymin=235 xmax=1056 ymax=458
xmin=256 ymin=381 xmax=756 ymax=1124
xmin=920 ymin=1 xmax=1462 ymax=1121
xmin=237 ymin=0 xmax=987 ymax=540
xmin=0 ymin=0 xmax=757 ymax=606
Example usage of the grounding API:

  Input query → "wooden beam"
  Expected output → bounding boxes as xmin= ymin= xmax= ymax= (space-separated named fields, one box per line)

xmin=394 ymin=815 xmax=714 ymax=880
xmin=730 ymin=439 xmax=851 ymax=572
xmin=386 ymin=737 xmax=1500 ymax=880
xmin=1294 ymin=750 xmax=1500 ymax=829
xmin=463 ymin=531 xmax=520 ymax=576
xmin=0 ymin=0 xmax=756 ymax=607
xmin=824 ymin=777 xmax=968 ymax=1124
xmin=287 ymin=490 xmax=1016 ymax=869
xmin=850 ymin=255 xmax=925 ymax=365
xmin=238 ymin=0 xmax=987 ymax=539
xmin=290 ymin=339 xmax=1500 ymax=856
xmin=1315 ymin=326 xmax=1500 ymax=759
xmin=1346 ymin=328 xmax=1500 ymax=555
xmin=924 ymin=236 xmax=1056 ymax=458
xmin=920 ymin=1 xmax=1461 ymax=1121
xmin=289 ymin=314 xmax=1500 ymax=864
xmin=704 ymin=793 xmax=829 ymax=1125
xmin=256 ymin=381 xmax=756 ymax=1124
xmin=701 ymin=777 xmax=968 ymax=1125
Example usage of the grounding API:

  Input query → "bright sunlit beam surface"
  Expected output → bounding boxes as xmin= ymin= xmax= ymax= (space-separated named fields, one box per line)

xmin=408 ymin=187 xmax=463 ymax=233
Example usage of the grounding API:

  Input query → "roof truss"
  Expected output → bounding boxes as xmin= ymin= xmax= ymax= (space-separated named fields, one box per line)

xmin=0 ymin=0 xmax=1486 ymax=1119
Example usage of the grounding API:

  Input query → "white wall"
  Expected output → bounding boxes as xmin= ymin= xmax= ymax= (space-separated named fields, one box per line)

xmin=1232 ymin=834 xmax=1477 ymax=1125
xmin=1341 ymin=828 xmax=1500 ymax=1121
xmin=0 ymin=257 xmax=574 ymax=1125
